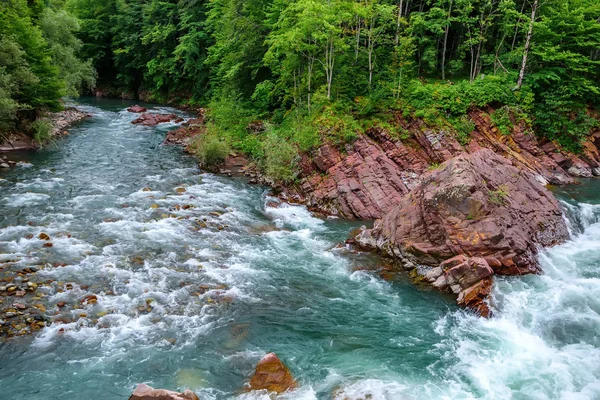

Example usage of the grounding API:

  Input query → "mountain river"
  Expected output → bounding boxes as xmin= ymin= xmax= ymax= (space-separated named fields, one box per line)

xmin=0 ymin=98 xmax=598 ymax=399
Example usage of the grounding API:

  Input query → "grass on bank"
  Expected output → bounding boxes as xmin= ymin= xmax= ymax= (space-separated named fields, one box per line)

xmin=186 ymin=74 xmax=598 ymax=184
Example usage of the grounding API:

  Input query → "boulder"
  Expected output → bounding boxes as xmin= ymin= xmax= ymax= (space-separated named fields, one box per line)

xmin=247 ymin=353 xmax=297 ymax=394
xmin=128 ymin=105 xmax=148 ymax=113
xmin=128 ymin=384 xmax=199 ymax=400
xmin=355 ymin=149 xmax=569 ymax=315
xmin=132 ymin=113 xmax=180 ymax=126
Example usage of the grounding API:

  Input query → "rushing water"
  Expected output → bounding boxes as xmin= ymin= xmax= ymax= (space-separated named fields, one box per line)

xmin=0 ymin=98 xmax=599 ymax=399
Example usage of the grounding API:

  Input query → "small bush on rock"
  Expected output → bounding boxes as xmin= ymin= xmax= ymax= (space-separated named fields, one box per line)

xmin=262 ymin=133 xmax=299 ymax=184
xmin=32 ymin=119 xmax=53 ymax=146
xmin=189 ymin=133 xmax=230 ymax=169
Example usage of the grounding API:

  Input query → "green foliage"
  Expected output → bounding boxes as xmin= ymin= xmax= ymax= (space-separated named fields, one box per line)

xmin=48 ymin=0 xmax=600 ymax=161
xmin=0 ymin=0 xmax=94 ymax=133
xmin=40 ymin=7 xmax=96 ymax=96
xmin=489 ymin=185 xmax=509 ymax=205
xmin=490 ymin=106 xmax=513 ymax=136
xmin=32 ymin=119 xmax=53 ymax=146
xmin=261 ymin=133 xmax=299 ymax=184
xmin=188 ymin=132 xmax=230 ymax=169
xmin=451 ymin=115 xmax=476 ymax=145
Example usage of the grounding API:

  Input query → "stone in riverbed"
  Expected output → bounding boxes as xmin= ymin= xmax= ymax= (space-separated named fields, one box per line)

xmin=128 ymin=105 xmax=148 ymax=113
xmin=247 ymin=352 xmax=298 ymax=394
xmin=0 ymin=163 xmax=9 ymax=168
xmin=128 ymin=384 xmax=199 ymax=400
xmin=132 ymin=113 xmax=179 ymax=126
xmin=38 ymin=233 xmax=50 ymax=241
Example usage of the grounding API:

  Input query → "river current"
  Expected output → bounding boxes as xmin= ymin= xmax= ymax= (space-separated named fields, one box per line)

xmin=0 ymin=98 xmax=598 ymax=399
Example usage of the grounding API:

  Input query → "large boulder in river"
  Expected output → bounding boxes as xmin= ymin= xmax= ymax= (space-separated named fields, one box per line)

xmin=247 ymin=353 xmax=298 ymax=394
xmin=132 ymin=113 xmax=182 ymax=126
xmin=355 ymin=149 xmax=569 ymax=314
xmin=128 ymin=384 xmax=199 ymax=400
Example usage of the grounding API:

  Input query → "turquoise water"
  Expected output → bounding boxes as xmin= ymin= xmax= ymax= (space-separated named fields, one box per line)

xmin=0 ymin=98 xmax=598 ymax=399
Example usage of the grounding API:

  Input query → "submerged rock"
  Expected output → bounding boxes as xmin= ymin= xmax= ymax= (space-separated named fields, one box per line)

xmin=355 ymin=149 xmax=569 ymax=315
xmin=128 ymin=384 xmax=199 ymax=400
xmin=247 ymin=353 xmax=298 ymax=394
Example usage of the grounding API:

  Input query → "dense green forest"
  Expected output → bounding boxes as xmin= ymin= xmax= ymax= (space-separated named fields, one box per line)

xmin=0 ymin=0 xmax=95 ymax=135
xmin=1 ymin=0 xmax=599 ymax=175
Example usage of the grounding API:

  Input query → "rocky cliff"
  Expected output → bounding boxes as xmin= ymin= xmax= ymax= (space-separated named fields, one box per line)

xmin=354 ymin=149 xmax=570 ymax=316
xmin=289 ymin=108 xmax=600 ymax=219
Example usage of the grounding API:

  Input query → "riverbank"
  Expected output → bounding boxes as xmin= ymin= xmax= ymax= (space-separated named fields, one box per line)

xmin=0 ymin=107 xmax=91 ymax=153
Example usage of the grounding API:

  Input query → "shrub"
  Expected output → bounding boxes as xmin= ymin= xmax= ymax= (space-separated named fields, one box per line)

xmin=490 ymin=106 xmax=513 ymax=136
xmin=451 ymin=115 xmax=475 ymax=145
xmin=262 ymin=133 xmax=299 ymax=184
xmin=489 ymin=185 xmax=509 ymax=205
xmin=189 ymin=133 xmax=230 ymax=169
xmin=32 ymin=119 xmax=53 ymax=146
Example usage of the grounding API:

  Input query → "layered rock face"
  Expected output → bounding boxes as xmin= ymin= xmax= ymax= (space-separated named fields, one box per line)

xmin=292 ymin=109 xmax=600 ymax=219
xmin=355 ymin=149 xmax=569 ymax=315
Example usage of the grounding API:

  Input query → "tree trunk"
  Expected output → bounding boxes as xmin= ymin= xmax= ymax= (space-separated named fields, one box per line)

xmin=395 ymin=0 xmax=404 ymax=45
xmin=441 ymin=0 xmax=453 ymax=81
xmin=511 ymin=0 xmax=527 ymax=52
xmin=368 ymin=19 xmax=375 ymax=89
xmin=355 ymin=16 xmax=361 ymax=60
xmin=516 ymin=0 xmax=538 ymax=90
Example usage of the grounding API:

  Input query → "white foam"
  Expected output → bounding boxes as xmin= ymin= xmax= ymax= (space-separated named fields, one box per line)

xmin=4 ymin=192 xmax=50 ymax=206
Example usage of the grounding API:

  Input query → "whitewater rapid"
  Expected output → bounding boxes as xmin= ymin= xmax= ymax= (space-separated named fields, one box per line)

xmin=0 ymin=98 xmax=598 ymax=399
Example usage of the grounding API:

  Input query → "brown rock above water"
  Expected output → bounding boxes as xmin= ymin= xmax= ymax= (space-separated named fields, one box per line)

xmin=128 ymin=105 xmax=148 ymax=113
xmin=355 ymin=149 xmax=569 ymax=315
xmin=132 ymin=113 xmax=182 ymax=126
xmin=247 ymin=353 xmax=298 ymax=394
xmin=128 ymin=384 xmax=199 ymax=400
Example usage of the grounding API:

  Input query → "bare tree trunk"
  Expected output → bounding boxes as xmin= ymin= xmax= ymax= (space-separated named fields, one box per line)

xmin=308 ymin=57 xmax=314 ymax=112
xmin=355 ymin=16 xmax=361 ymax=60
xmin=325 ymin=37 xmax=335 ymax=100
xmin=441 ymin=0 xmax=453 ymax=81
xmin=395 ymin=0 xmax=404 ymax=45
xmin=368 ymin=19 xmax=375 ymax=88
xmin=516 ymin=0 xmax=538 ymax=90
xmin=511 ymin=0 xmax=527 ymax=52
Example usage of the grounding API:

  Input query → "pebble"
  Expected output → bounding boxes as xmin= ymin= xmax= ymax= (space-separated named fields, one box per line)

xmin=0 ymin=163 xmax=9 ymax=168
xmin=38 ymin=233 xmax=51 ymax=241
xmin=13 ymin=303 xmax=26 ymax=310
xmin=15 ymin=291 xmax=26 ymax=297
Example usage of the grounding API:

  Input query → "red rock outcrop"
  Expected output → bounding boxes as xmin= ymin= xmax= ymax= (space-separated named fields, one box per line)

xmin=355 ymin=149 xmax=569 ymax=315
xmin=164 ymin=110 xmax=207 ymax=146
xmin=247 ymin=353 xmax=298 ymax=394
xmin=132 ymin=113 xmax=182 ymax=126
xmin=128 ymin=105 xmax=148 ymax=113
xmin=289 ymin=109 xmax=600 ymax=219
xmin=128 ymin=384 xmax=199 ymax=400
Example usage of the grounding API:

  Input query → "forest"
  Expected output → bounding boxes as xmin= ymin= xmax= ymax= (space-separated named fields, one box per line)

xmin=1 ymin=0 xmax=599 ymax=178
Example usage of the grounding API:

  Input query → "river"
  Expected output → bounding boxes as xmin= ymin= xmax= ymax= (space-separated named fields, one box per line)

xmin=0 ymin=98 xmax=598 ymax=399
